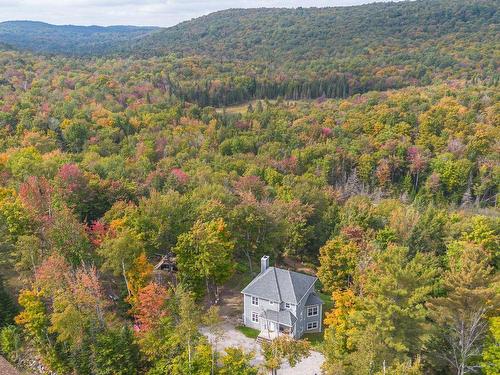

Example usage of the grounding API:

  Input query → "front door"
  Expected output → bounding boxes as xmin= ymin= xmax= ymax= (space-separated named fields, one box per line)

xmin=268 ymin=321 xmax=275 ymax=332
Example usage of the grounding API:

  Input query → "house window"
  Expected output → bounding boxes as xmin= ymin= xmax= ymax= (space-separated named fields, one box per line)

xmin=251 ymin=296 xmax=259 ymax=306
xmin=251 ymin=312 xmax=259 ymax=323
xmin=307 ymin=306 xmax=319 ymax=317
xmin=307 ymin=321 xmax=318 ymax=330
xmin=285 ymin=303 xmax=291 ymax=309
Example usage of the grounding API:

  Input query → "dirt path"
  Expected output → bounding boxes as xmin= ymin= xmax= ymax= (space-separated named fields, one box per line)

xmin=201 ymin=320 xmax=324 ymax=375
xmin=217 ymin=285 xmax=243 ymax=319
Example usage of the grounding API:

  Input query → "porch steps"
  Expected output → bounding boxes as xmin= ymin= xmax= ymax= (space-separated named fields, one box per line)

xmin=256 ymin=335 xmax=271 ymax=344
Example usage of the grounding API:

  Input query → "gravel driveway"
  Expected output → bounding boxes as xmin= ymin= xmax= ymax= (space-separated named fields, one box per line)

xmin=201 ymin=321 xmax=324 ymax=375
xmin=0 ymin=356 xmax=21 ymax=375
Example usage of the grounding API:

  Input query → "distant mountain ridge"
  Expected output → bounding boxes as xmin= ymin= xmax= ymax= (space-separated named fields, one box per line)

xmin=124 ymin=0 xmax=498 ymax=62
xmin=0 ymin=0 xmax=498 ymax=102
xmin=0 ymin=0 xmax=498 ymax=60
xmin=0 ymin=20 xmax=157 ymax=55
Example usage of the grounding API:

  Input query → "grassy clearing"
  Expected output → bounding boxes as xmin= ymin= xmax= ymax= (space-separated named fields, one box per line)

xmin=215 ymin=103 xmax=251 ymax=114
xmin=215 ymin=99 xmax=312 ymax=114
xmin=236 ymin=325 xmax=260 ymax=339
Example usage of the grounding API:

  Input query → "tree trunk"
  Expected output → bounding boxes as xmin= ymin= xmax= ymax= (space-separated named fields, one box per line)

xmin=122 ymin=259 xmax=131 ymax=297
xmin=244 ymin=233 xmax=253 ymax=275
xmin=215 ymin=285 xmax=220 ymax=304
xmin=31 ymin=251 xmax=37 ymax=279
xmin=245 ymin=249 xmax=253 ymax=275
xmin=206 ymin=277 xmax=211 ymax=303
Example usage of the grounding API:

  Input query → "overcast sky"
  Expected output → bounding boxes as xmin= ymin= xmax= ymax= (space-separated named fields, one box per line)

xmin=0 ymin=1 xmax=394 ymax=27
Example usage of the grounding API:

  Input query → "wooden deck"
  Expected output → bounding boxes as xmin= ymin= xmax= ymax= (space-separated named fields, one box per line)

xmin=257 ymin=329 xmax=292 ymax=342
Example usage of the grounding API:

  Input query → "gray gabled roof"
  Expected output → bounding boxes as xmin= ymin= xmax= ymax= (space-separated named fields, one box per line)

xmin=261 ymin=309 xmax=297 ymax=326
xmin=241 ymin=266 xmax=317 ymax=304
xmin=305 ymin=292 xmax=324 ymax=306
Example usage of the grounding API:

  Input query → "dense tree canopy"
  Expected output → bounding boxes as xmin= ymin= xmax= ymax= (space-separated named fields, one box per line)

xmin=0 ymin=0 xmax=498 ymax=374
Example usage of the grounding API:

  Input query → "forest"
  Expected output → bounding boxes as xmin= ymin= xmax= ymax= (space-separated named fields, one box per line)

xmin=1 ymin=0 xmax=499 ymax=106
xmin=0 ymin=0 xmax=498 ymax=374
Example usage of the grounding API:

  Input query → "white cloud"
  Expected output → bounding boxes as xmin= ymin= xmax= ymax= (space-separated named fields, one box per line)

xmin=0 ymin=0 xmax=392 ymax=26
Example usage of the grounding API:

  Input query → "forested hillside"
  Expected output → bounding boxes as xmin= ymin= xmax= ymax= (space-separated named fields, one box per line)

xmin=0 ymin=0 xmax=498 ymax=374
xmin=1 ymin=1 xmax=498 ymax=106
xmin=124 ymin=0 xmax=500 ymax=104
xmin=127 ymin=0 xmax=498 ymax=65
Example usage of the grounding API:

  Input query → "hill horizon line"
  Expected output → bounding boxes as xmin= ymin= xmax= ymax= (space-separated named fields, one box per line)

xmin=0 ymin=1 xmax=406 ymax=29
